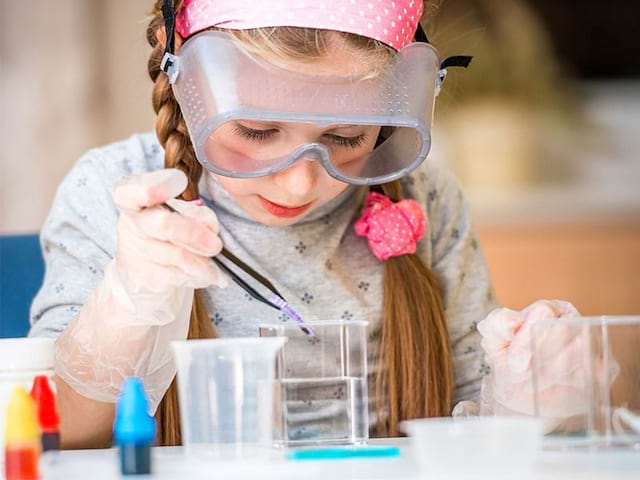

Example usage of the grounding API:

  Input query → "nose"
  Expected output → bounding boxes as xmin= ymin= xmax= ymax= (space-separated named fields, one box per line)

xmin=272 ymin=157 xmax=320 ymax=198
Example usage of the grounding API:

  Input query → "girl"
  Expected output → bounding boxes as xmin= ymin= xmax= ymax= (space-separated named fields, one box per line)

xmin=29 ymin=0 xmax=495 ymax=448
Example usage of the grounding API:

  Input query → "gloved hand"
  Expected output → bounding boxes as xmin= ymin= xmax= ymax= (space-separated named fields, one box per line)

xmin=55 ymin=169 xmax=227 ymax=411
xmin=477 ymin=300 xmax=587 ymax=424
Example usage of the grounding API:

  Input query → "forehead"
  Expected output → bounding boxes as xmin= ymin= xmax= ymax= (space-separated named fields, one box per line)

xmin=249 ymin=32 xmax=382 ymax=78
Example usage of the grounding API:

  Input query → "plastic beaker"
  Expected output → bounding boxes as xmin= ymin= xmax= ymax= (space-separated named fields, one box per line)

xmin=529 ymin=316 xmax=640 ymax=449
xmin=259 ymin=320 xmax=369 ymax=447
xmin=171 ymin=337 xmax=286 ymax=459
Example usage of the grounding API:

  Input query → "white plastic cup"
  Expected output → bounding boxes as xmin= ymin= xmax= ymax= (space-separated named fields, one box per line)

xmin=0 ymin=337 xmax=56 ymax=460
xmin=172 ymin=337 xmax=286 ymax=460
xmin=401 ymin=417 xmax=543 ymax=479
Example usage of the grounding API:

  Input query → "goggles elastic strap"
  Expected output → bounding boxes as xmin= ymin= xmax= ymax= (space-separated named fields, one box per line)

xmin=434 ymin=56 xmax=473 ymax=95
xmin=441 ymin=56 xmax=473 ymax=69
xmin=162 ymin=0 xmax=176 ymax=56
xmin=161 ymin=0 xmax=179 ymax=82
xmin=415 ymin=22 xmax=473 ymax=87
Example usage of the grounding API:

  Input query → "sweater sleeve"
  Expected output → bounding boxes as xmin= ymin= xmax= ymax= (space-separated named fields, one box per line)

xmin=29 ymin=150 xmax=120 ymax=338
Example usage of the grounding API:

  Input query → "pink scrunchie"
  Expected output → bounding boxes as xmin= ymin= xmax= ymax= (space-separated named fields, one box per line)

xmin=354 ymin=192 xmax=426 ymax=260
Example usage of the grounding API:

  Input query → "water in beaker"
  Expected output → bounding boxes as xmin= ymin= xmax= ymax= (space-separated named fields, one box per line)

xmin=260 ymin=320 xmax=369 ymax=447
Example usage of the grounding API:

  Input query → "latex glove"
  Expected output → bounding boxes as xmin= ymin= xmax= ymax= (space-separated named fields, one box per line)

xmin=452 ymin=401 xmax=480 ymax=418
xmin=55 ymin=169 xmax=227 ymax=411
xmin=477 ymin=300 xmax=586 ymax=421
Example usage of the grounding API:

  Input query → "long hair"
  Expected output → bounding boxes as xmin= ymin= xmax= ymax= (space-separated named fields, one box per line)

xmin=147 ymin=0 xmax=452 ymax=444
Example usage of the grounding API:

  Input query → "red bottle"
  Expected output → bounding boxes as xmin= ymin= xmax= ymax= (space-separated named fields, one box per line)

xmin=30 ymin=376 xmax=60 ymax=451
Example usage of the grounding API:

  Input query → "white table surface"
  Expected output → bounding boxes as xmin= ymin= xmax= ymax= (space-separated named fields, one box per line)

xmin=34 ymin=438 xmax=640 ymax=480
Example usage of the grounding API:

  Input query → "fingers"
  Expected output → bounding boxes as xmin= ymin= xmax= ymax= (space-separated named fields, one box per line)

xmin=166 ymin=198 xmax=219 ymax=234
xmin=143 ymin=238 xmax=225 ymax=286
xmin=114 ymin=169 xmax=188 ymax=211
xmin=522 ymin=299 xmax=580 ymax=320
xmin=125 ymin=205 xmax=223 ymax=257
xmin=125 ymin=236 xmax=228 ymax=289
xmin=479 ymin=300 xmax=582 ymax=364
xmin=477 ymin=307 xmax=523 ymax=357
xmin=114 ymin=169 xmax=229 ymax=290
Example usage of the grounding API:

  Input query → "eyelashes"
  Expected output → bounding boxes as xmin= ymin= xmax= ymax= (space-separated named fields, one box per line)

xmin=233 ymin=125 xmax=277 ymax=141
xmin=233 ymin=124 xmax=369 ymax=149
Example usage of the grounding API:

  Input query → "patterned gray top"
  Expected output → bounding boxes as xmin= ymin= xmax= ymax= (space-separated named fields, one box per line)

xmin=29 ymin=132 xmax=495 ymax=432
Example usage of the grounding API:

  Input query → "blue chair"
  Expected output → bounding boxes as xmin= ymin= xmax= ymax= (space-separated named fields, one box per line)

xmin=0 ymin=234 xmax=45 ymax=338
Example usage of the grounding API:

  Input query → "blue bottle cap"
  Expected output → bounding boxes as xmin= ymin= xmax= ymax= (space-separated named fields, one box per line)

xmin=113 ymin=377 xmax=156 ymax=446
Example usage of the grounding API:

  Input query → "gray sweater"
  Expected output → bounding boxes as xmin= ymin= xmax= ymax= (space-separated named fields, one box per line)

xmin=29 ymin=132 xmax=495 ymax=431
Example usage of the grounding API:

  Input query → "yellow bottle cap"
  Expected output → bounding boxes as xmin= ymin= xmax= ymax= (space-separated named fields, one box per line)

xmin=4 ymin=386 xmax=41 ymax=444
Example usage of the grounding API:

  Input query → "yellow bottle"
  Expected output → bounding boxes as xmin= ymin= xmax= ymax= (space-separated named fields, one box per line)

xmin=4 ymin=387 xmax=41 ymax=480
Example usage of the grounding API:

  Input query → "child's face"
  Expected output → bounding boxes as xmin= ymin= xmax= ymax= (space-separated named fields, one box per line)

xmin=204 ymin=38 xmax=381 ymax=227
xmin=206 ymin=120 xmax=379 ymax=226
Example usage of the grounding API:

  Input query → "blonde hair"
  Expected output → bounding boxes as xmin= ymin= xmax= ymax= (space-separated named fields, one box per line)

xmin=147 ymin=0 xmax=452 ymax=445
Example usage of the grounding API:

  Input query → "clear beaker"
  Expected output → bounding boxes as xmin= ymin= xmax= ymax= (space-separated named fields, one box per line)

xmin=530 ymin=316 xmax=640 ymax=449
xmin=171 ymin=337 xmax=286 ymax=459
xmin=259 ymin=320 xmax=369 ymax=447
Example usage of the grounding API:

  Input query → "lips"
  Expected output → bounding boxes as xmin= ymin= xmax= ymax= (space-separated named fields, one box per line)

xmin=258 ymin=195 xmax=313 ymax=218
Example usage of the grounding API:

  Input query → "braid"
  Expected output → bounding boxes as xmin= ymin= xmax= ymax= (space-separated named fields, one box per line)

xmin=147 ymin=1 xmax=215 ymax=446
xmin=148 ymin=34 xmax=201 ymax=200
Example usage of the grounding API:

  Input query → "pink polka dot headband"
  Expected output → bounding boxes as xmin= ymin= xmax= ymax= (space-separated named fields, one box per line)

xmin=355 ymin=192 xmax=426 ymax=260
xmin=175 ymin=0 xmax=424 ymax=50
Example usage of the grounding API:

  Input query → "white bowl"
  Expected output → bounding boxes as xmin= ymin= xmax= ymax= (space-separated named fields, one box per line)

xmin=401 ymin=416 xmax=544 ymax=479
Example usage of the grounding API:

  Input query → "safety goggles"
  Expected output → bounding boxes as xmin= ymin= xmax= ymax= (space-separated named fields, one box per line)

xmin=162 ymin=30 xmax=455 ymax=185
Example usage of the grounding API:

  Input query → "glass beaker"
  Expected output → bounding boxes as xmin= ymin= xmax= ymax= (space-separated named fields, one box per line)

xmin=530 ymin=316 xmax=640 ymax=449
xmin=171 ymin=337 xmax=286 ymax=459
xmin=259 ymin=320 xmax=369 ymax=447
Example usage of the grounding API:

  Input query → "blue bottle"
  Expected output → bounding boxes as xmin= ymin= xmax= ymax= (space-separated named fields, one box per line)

xmin=113 ymin=377 xmax=156 ymax=475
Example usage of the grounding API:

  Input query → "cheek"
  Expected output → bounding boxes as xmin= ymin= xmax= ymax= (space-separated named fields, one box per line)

xmin=209 ymin=174 xmax=261 ymax=197
xmin=319 ymin=176 xmax=350 ymax=201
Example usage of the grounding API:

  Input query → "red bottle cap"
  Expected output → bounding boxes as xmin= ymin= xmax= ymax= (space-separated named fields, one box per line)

xmin=30 ymin=375 xmax=59 ymax=432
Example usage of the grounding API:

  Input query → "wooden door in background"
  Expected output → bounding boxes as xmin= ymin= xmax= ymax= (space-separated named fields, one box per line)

xmin=478 ymin=222 xmax=640 ymax=315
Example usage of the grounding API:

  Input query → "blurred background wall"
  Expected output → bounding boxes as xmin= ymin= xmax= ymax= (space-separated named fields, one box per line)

xmin=0 ymin=0 xmax=155 ymax=231
xmin=1 ymin=0 xmax=639 ymax=315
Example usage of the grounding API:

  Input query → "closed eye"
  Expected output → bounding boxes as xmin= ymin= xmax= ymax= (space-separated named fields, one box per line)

xmin=234 ymin=124 xmax=369 ymax=149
